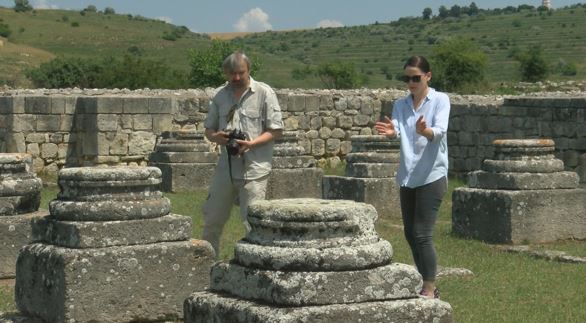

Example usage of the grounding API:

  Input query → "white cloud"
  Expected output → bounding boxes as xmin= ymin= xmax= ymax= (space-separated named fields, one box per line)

xmin=155 ymin=16 xmax=173 ymax=24
xmin=32 ymin=0 xmax=58 ymax=9
xmin=316 ymin=19 xmax=344 ymax=28
xmin=234 ymin=8 xmax=272 ymax=32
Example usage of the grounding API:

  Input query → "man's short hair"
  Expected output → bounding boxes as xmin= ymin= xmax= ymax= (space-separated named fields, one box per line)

xmin=222 ymin=51 xmax=251 ymax=73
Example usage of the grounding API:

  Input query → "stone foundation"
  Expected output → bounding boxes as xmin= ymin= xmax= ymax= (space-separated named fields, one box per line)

xmin=185 ymin=199 xmax=452 ymax=323
xmin=452 ymin=139 xmax=586 ymax=243
xmin=0 ymin=153 xmax=45 ymax=279
xmin=267 ymin=131 xmax=322 ymax=199
xmin=323 ymin=135 xmax=401 ymax=219
xmin=150 ymin=130 xmax=217 ymax=192
xmin=15 ymin=166 xmax=215 ymax=322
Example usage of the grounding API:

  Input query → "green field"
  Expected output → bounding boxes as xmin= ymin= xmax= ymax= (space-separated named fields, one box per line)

xmin=1 ymin=4 xmax=586 ymax=90
xmin=1 ymin=179 xmax=585 ymax=322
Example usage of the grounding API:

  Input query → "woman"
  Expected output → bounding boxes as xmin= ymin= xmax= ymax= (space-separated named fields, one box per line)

xmin=375 ymin=56 xmax=450 ymax=298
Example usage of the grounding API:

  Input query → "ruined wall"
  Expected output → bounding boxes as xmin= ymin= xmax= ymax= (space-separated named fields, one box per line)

xmin=0 ymin=89 xmax=584 ymax=183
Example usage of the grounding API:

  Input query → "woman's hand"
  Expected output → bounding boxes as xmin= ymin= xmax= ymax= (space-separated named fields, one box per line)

xmin=416 ymin=115 xmax=434 ymax=140
xmin=375 ymin=116 xmax=397 ymax=138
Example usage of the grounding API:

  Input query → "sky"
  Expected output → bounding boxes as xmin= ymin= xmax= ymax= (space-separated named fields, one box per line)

xmin=0 ymin=0 xmax=580 ymax=33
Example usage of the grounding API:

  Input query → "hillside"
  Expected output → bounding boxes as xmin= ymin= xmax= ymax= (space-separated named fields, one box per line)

xmin=239 ymin=5 xmax=586 ymax=89
xmin=0 ymin=36 xmax=55 ymax=87
xmin=0 ymin=7 xmax=212 ymax=87
xmin=1 ymin=5 xmax=585 ymax=90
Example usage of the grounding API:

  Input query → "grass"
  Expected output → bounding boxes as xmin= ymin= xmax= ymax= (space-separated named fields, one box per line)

xmin=2 ymin=179 xmax=586 ymax=322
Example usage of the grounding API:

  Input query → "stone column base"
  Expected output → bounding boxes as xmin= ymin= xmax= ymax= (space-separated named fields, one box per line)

xmin=154 ymin=163 xmax=216 ymax=192
xmin=184 ymin=292 xmax=453 ymax=323
xmin=267 ymin=168 xmax=323 ymax=200
xmin=322 ymin=175 xmax=401 ymax=219
xmin=452 ymin=188 xmax=586 ymax=243
xmin=0 ymin=211 xmax=48 ymax=279
xmin=15 ymin=240 xmax=214 ymax=323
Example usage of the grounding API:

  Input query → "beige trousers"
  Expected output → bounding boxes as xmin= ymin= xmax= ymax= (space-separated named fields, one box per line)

xmin=201 ymin=169 xmax=268 ymax=258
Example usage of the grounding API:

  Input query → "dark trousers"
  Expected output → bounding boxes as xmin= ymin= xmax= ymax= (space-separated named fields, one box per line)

xmin=400 ymin=177 xmax=447 ymax=281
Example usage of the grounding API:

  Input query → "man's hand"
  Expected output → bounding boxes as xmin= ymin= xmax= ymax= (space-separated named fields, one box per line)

xmin=208 ymin=130 xmax=229 ymax=145
xmin=235 ymin=139 xmax=253 ymax=155
xmin=375 ymin=116 xmax=397 ymax=138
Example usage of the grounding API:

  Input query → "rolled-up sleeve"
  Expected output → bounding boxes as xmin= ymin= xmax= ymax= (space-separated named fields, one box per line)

xmin=430 ymin=94 xmax=450 ymax=143
xmin=265 ymin=89 xmax=284 ymax=130
xmin=204 ymin=99 xmax=219 ymax=130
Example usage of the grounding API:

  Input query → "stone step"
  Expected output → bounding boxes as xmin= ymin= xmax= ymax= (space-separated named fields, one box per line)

xmin=185 ymin=293 xmax=453 ymax=323
xmin=345 ymin=162 xmax=398 ymax=178
xmin=49 ymin=197 xmax=171 ymax=221
xmin=345 ymin=152 xmax=400 ymax=164
xmin=482 ymin=158 xmax=564 ymax=173
xmin=33 ymin=214 xmax=192 ymax=248
xmin=155 ymin=142 xmax=211 ymax=152
xmin=149 ymin=151 xmax=218 ymax=164
xmin=209 ymin=262 xmax=421 ymax=306
xmin=16 ymin=240 xmax=214 ymax=323
xmin=467 ymin=170 xmax=579 ymax=190
xmin=271 ymin=156 xmax=316 ymax=169
xmin=233 ymin=239 xmax=392 ymax=271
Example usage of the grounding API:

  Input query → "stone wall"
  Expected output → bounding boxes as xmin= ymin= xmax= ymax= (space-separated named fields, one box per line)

xmin=1 ymin=89 xmax=584 ymax=183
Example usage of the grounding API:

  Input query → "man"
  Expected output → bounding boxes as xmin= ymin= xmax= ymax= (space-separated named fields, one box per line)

xmin=202 ymin=51 xmax=283 ymax=257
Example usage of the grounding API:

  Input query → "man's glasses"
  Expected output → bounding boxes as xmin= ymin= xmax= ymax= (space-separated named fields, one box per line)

xmin=400 ymin=75 xmax=424 ymax=83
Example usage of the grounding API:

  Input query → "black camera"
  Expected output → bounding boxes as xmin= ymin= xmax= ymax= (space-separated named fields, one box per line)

xmin=226 ymin=129 xmax=247 ymax=156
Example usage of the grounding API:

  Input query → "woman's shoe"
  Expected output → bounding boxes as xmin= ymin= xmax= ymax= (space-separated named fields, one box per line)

xmin=419 ymin=288 xmax=440 ymax=299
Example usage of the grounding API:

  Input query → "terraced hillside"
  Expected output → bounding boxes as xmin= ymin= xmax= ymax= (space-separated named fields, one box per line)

xmin=239 ymin=5 xmax=586 ymax=89
xmin=1 ymin=5 xmax=585 ymax=90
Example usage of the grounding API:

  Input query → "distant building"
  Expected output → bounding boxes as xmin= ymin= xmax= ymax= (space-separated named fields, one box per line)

xmin=542 ymin=0 xmax=552 ymax=9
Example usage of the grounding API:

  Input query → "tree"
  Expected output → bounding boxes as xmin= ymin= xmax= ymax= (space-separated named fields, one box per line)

xmin=13 ymin=0 xmax=33 ymax=12
xmin=430 ymin=37 xmax=487 ymax=92
xmin=514 ymin=45 xmax=549 ymax=82
xmin=104 ymin=7 xmax=115 ymax=15
xmin=438 ymin=5 xmax=449 ymax=19
xmin=469 ymin=2 xmax=479 ymax=16
xmin=0 ymin=23 xmax=12 ymax=38
xmin=422 ymin=7 xmax=433 ymax=20
xmin=449 ymin=5 xmax=462 ymax=18
xmin=188 ymin=41 xmax=261 ymax=88
xmin=316 ymin=62 xmax=362 ymax=89
xmin=85 ymin=5 xmax=97 ymax=12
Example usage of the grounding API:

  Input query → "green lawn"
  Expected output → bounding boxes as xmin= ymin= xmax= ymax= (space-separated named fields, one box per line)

xmin=2 ymin=180 xmax=585 ymax=322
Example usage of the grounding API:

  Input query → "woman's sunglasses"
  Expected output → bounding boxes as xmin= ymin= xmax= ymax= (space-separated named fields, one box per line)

xmin=400 ymin=75 xmax=425 ymax=83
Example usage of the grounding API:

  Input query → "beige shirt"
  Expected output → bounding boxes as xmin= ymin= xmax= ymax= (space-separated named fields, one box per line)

xmin=204 ymin=77 xmax=284 ymax=180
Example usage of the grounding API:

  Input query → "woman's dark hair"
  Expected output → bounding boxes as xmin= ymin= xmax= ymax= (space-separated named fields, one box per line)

xmin=403 ymin=56 xmax=431 ymax=73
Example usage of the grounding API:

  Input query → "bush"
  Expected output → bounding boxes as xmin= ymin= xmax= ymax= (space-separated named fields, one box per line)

xmin=430 ymin=37 xmax=487 ymax=92
xmin=316 ymin=61 xmax=362 ymax=89
xmin=13 ymin=0 xmax=33 ymax=12
xmin=71 ymin=22 xmax=80 ymax=27
xmin=188 ymin=41 xmax=261 ymax=88
xmin=514 ymin=45 xmax=549 ymax=82
xmin=25 ymin=56 xmax=188 ymax=89
xmin=0 ymin=23 xmax=12 ymax=38
xmin=104 ymin=7 xmax=115 ymax=15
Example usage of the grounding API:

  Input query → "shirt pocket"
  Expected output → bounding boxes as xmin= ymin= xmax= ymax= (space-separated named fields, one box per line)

xmin=239 ymin=106 xmax=262 ymax=138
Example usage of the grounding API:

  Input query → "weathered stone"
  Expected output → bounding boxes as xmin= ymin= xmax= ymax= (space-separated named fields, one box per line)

xmin=210 ymin=262 xmax=420 ymax=306
xmin=271 ymin=156 xmax=315 ymax=169
xmin=150 ymin=151 xmax=218 ymax=164
xmin=346 ymin=152 xmax=400 ymax=164
xmin=346 ymin=162 xmax=398 ymax=178
xmin=233 ymin=239 xmax=392 ymax=271
xmin=482 ymin=158 xmax=564 ymax=173
xmin=468 ymin=171 xmax=579 ymax=190
xmin=452 ymin=187 xmax=586 ymax=243
xmin=155 ymin=141 xmax=212 ymax=152
xmin=156 ymin=163 xmax=216 ymax=192
xmin=33 ymin=214 xmax=192 ymax=248
xmin=0 ymin=211 xmax=48 ymax=278
xmin=322 ymin=176 xmax=401 ymax=219
xmin=266 ymin=168 xmax=323 ymax=200
xmin=16 ymin=241 xmax=214 ymax=323
xmin=185 ymin=287 xmax=452 ymax=323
